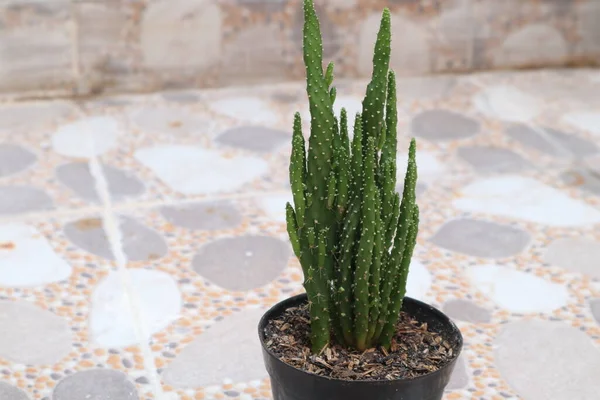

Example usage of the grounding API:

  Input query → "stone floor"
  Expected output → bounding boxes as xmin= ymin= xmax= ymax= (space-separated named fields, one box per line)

xmin=0 ymin=69 xmax=599 ymax=400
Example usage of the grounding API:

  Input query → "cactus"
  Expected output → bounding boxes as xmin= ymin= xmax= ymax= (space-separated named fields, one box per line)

xmin=286 ymin=0 xmax=420 ymax=353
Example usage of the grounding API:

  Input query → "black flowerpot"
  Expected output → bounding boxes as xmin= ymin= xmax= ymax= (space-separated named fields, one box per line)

xmin=258 ymin=293 xmax=463 ymax=400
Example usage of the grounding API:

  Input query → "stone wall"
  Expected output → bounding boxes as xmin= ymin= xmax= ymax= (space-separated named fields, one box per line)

xmin=0 ymin=0 xmax=599 ymax=99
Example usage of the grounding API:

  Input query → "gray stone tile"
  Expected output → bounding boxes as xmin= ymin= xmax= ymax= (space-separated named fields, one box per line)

xmin=0 ymin=382 xmax=28 ymax=400
xmin=396 ymin=181 xmax=428 ymax=199
xmin=7 ymin=2 xmax=69 ymax=17
xmin=561 ymin=168 xmax=600 ymax=196
xmin=161 ymin=91 xmax=199 ymax=103
xmin=505 ymin=124 xmax=598 ymax=158
xmin=160 ymin=201 xmax=242 ymax=231
xmin=430 ymin=218 xmax=531 ymax=258
xmin=271 ymin=91 xmax=301 ymax=103
xmin=411 ymin=110 xmax=480 ymax=141
xmin=135 ymin=376 xmax=150 ymax=384
xmin=162 ymin=308 xmax=267 ymax=388
xmin=584 ymin=154 xmax=600 ymax=172
xmin=0 ymin=185 xmax=53 ymax=215
xmin=447 ymin=356 xmax=469 ymax=390
xmin=494 ymin=320 xmax=600 ymax=400
xmin=53 ymin=369 xmax=138 ymax=400
xmin=457 ymin=146 xmax=531 ymax=174
xmin=544 ymin=238 xmax=600 ymax=280
xmin=233 ymin=0 xmax=287 ymax=12
xmin=0 ymin=300 xmax=72 ymax=365
xmin=56 ymin=162 xmax=145 ymax=203
xmin=64 ymin=216 xmax=168 ymax=262
xmin=591 ymin=299 xmax=600 ymax=325
xmin=0 ymin=144 xmax=37 ymax=177
xmin=86 ymin=97 xmax=133 ymax=108
xmin=396 ymin=75 xmax=456 ymax=100
xmin=192 ymin=235 xmax=290 ymax=291
xmin=216 ymin=126 xmax=289 ymax=153
xmin=442 ymin=299 xmax=492 ymax=323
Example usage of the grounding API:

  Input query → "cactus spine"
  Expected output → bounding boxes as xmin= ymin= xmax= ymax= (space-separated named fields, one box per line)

xmin=286 ymin=0 xmax=420 ymax=353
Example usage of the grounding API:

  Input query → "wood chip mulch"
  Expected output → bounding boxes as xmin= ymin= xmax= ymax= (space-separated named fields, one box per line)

xmin=263 ymin=303 xmax=459 ymax=381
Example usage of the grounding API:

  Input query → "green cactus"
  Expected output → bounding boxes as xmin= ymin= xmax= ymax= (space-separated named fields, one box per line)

xmin=286 ymin=0 xmax=420 ymax=353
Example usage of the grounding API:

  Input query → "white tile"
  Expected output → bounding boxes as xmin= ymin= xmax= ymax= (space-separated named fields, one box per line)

xmin=52 ymin=116 xmax=121 ymax=158
xmin=0 ymin=223 xmax=71 ymax=287
xmin=134 ymin=145 xmax=269 ymax=195
xmin=454 ymin=176 xmax=600 ymax=226
xmin=90 ymin=269 xmax=182 ymax=347
xmin=473 ymin=86 xmax=542 ymax=122
xmin=468 ymin=264 xmax=569 ymax=313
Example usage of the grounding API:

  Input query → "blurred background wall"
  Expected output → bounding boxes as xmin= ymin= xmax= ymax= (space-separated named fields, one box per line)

xmin=1 ymin=0 xmax=599 ymax=100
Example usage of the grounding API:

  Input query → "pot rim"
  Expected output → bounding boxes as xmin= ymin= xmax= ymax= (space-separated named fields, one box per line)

xmin=258 ymin=293 xmax=464 ymax=385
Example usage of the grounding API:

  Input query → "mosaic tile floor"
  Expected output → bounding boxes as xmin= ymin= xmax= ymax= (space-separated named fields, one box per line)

xmin=0 ymin=69 xmax=599 ymax=400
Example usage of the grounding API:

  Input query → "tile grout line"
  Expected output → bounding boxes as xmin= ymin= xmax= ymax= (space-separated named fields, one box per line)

xmin=79 ymin=109 xmax=173 ymax=400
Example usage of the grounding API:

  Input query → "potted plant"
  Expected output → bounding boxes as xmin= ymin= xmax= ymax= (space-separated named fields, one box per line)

xmin=258 ymin=1 xmax=463 ymax=399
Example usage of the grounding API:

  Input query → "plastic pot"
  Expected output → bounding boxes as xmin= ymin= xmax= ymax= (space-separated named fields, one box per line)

xmin=258 ymin=293 xmax=463 ymax=400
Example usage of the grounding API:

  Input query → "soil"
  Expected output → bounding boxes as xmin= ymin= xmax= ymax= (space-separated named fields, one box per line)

xmin=263 ymin=303 xmax=458 ymax=381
